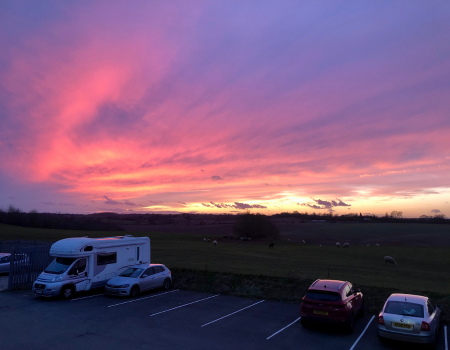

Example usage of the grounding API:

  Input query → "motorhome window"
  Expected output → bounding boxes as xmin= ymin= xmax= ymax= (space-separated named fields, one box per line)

xmin=97 ymin=253 xmax=117 ymax=266
xmin=44 ymin=257 xmax=76 ymax=274
xmin=69 ymin=258 xmax=86 ymax=275
xmin=84 ymin=246 xmax=93 ymax=252
xmin=69 ymin=258 xmax=87 ymax=275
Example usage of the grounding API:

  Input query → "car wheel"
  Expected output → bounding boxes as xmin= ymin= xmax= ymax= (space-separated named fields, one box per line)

xmin=60 ymin=285 xmax=75 ymax=300
xmin=300 ymin=318 xmax=310 ymax=328
xmin=358 ymin=300 xmax=365 ymax=318
xmin=163 ymin=278 xmax=172 ymax=290
xmin=130 ymin=286 xmax=140 ymax=298
xmin=346 ymin=314 xmax=355 ymax=334
xmin=377 ymin=334 xmax=388 ymax=344
xmin=428 ymin=330 xmax=438 ymax=349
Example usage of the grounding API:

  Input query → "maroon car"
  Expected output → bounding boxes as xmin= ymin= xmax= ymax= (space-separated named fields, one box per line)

xmin=300 ymin=279 xmax=364 ymax=333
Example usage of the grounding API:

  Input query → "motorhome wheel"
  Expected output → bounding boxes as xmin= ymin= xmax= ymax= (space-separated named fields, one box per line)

xmin=61 ymin=285 xmax=74 ymax=299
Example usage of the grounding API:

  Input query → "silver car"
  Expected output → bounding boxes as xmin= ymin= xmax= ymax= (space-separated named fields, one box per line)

xmin=378 ymin=293 xmax=442 ymax=346
xmin=105 ymin=264 xmax=172 ymax=297
xmin=0 ymin=253 xmax=11 ymax=274
xmin=0 ymin=253 xmax=29 ymax=274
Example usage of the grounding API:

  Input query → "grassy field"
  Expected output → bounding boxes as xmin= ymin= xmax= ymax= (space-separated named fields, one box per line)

xmin=121 ymin=220 xmax=450 ymax=246
xmin=1 ymin=223 xmax=449 ymax=294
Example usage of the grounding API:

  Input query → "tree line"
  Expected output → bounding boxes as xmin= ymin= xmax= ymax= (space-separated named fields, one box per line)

xmin=0 ymin=206 xmax=124 ymax=231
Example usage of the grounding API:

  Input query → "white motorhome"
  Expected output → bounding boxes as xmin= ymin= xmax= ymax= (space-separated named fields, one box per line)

xmin=32 ymin=235 xmax=150 ymax=298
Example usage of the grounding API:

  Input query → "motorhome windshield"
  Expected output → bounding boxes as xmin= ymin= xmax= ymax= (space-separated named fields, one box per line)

xmin=44 ymin=257 xmax=77 ymax=274
xmin=119 ymin=268 xmax=144 ymax=278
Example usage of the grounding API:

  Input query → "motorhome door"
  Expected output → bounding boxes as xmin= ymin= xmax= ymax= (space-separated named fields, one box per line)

xmin=68 ymin=258 xmax=89 ymax=291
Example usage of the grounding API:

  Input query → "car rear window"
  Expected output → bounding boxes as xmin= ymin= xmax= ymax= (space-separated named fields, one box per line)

xmin=384 ymin=301 xmax=424 ymax=318
xmin=305 ymin=290 xmax=341 ymax=302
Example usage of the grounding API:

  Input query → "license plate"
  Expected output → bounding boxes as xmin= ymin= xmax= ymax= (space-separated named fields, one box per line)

xmin=313 ymin=310 xmax=328 ymax=315
xmin=393 ymin=322 xmax=412 ymax=329
xmin=35 ymin=289 xmax=43 ymax=295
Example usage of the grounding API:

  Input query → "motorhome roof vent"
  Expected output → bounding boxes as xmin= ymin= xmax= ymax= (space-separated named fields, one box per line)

xmin=84 ymin=245 xmax=93 ymax=251
xmin=123 ymin=235 xmax=133 ymax=238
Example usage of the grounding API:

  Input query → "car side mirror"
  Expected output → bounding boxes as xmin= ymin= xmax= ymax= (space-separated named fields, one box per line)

xmin=357 ymin=288 xmax=361 ymax=293
xmin=141 ymin=274 xmax=147 ymax=278
xmin=436 ymin=304 xmax=442 ymax=309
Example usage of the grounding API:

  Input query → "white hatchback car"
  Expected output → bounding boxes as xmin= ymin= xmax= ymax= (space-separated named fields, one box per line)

xmin=105 ymin=263 xmax=172 ymax=297
xmin=378 ymin=293 xmax=442 ymax=347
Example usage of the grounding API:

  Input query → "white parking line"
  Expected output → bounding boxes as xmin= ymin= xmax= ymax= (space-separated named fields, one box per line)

xmin=201 ymin=300 xmax=265 ymax=327
xmin=445 ymin=325 xmax=448 ymax=350
xmin=266 ymin=317 xmax=302 ymax=340
xmin=150 ymin=294 xmax=220 ymax=317
xmin=71 ymin=294 xmax=104 ymax=301
xmin=108 ymin=289 xmax=180 ymax=308
xmin=349 ymin=315 xmax=375 ymax=350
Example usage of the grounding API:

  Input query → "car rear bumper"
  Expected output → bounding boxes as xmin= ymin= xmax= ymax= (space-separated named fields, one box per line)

xmin=378 ymin=329 xmax=434 ymax=344
xmin=301 ymin=312 xmax=347 ymax=324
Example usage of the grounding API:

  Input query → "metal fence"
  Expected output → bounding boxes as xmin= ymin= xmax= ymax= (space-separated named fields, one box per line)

xmin=8 ymin=244 xmax=53 ymax=290
xmin=0 ymin=239 xmax=52 ymax=253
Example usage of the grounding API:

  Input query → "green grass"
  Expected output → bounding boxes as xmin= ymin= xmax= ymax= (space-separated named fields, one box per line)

xmin=1 ymin=223 xmax=449 ymax=294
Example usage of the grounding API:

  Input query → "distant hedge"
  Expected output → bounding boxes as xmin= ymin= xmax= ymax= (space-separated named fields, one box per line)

xmin=0 ymin=206 xmax=124 ymax=231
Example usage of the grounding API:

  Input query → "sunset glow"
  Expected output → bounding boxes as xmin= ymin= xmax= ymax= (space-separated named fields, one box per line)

xmin=1 ymin=2 xmax=449 ymax=217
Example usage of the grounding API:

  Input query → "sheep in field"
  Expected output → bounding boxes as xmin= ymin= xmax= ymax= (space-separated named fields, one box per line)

xmin=336 ymin=242 xmax=340 ymax=248
xmin=302 ymin=240 xmax=306 ymax=244
xmin=269 ymin=242 xmax=274 ymax=248
xmin=384 ymin=256 xmax=397 ymax=266
xmin=343 ymin=243 xmax=350 ymax=248
xmin=204 ymin=238 xmax=207 ymax=241
xmin=207 ymin=239 xmax=211 ymax=243
xmin=213 ymin=240 xmax=217 ymax=246
xmin=376 ymin=244 xmax=379 ymax=246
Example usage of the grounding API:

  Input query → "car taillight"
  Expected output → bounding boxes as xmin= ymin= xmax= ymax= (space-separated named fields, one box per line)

xmin=169 ymin=271 xmax=171 ymax=275
xmin=421 ymin=321 xmax=430 ymax=331
xmin=378 ymin=315 xmax=385 ymax=325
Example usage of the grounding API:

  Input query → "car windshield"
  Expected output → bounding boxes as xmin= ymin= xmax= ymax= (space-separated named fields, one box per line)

xmin=384 ymin=301 xmax=424 ymax=318
xmin=44 ymin=257 xmax=76 ymax=274
xmin=306 ymin=290 xmax=341 ymax=302
xmin=119 ymin=268 xmax=144 ymax=278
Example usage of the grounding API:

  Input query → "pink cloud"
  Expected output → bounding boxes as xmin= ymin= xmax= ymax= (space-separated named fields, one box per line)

xmin=0 ymin=2 xmax=449 ymax=215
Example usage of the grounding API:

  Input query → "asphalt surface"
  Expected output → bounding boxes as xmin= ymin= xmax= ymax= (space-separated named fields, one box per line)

xmin=0 ymin=289 xmax=447 ymax=350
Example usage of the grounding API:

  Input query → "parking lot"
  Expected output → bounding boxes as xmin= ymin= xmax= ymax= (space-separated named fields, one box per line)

xmin=0 ymin=289 xmax=447 ymax=350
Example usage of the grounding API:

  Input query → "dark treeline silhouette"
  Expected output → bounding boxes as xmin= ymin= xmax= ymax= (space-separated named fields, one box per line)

xmin=233 ymin=211 xmax=280 ymax=239
xmin=272 ymin=211 xmax=449 ymax=224
xmin=0 ymin=206 xmax=124 ymax=231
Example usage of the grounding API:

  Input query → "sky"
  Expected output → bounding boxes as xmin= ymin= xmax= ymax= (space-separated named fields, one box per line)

xmin=0 ymin=1 xmax=449 ymax=217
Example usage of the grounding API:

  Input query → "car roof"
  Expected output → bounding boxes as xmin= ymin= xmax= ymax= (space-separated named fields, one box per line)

xmin=128 ymin=263 xmax=165 ymax=269
xmin=309 ymin=279 xmax=348 ymax=292
xmin=0 ymin=253 xmax=11 ymax=257
xmin=387 ymin=293 xmax=428 ymax=304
